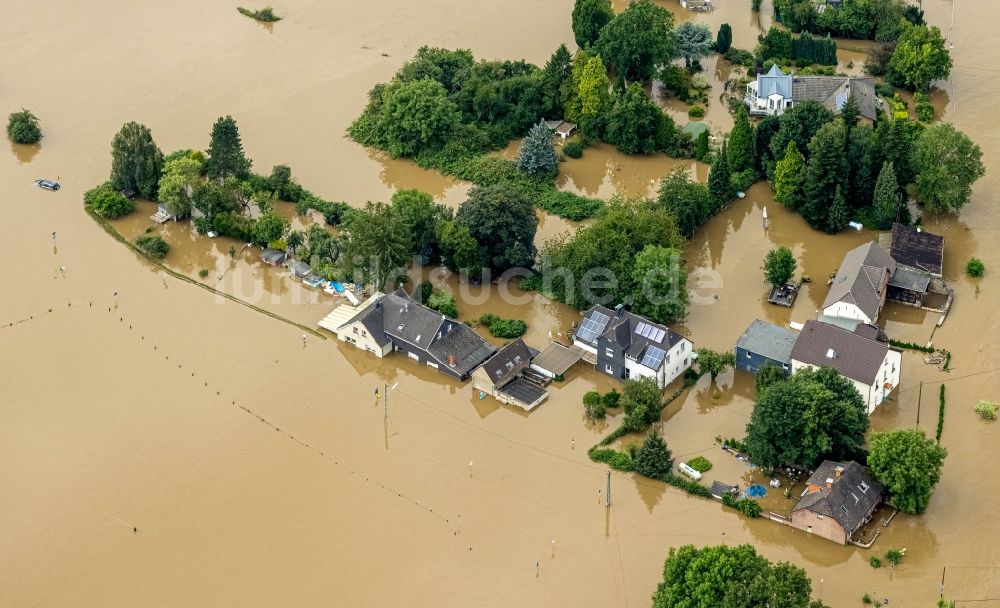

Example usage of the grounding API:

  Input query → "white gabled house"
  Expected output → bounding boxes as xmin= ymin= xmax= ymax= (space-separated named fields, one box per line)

xmin=821 ymin=242 xmax=896 ymax=325
xmin=790 ymin=320 xmax=901 ymax=415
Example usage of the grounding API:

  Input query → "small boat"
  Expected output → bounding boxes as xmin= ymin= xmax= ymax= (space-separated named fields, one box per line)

xmin=34 ymin=179 xmax=60 ymax=191
xmin=848 ymin=221 xmax=864 ymax=231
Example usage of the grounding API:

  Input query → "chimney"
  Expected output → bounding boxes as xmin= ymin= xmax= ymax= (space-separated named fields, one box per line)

xmin=448 ymin=353 xmax=457 ymax=367
xmin=826 ymin=348 xmax=836 ymax=359
xmin=835 ymin=465 xmax=844 ymax=478
xmin=447 ymin=323 xmax=452 ymax=333
xmin=825 ymin=477 xmax=834 ymax=488
xmin=615 ymin=303 xmax=625 ymax=317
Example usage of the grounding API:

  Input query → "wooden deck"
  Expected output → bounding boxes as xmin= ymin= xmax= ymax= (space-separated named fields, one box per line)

xmin=767 ymin=284 xmax=798 ymax=307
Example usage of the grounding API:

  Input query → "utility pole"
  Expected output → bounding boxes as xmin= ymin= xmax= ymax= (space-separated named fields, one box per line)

xmin=917 ymin=381 xmax=923 ymax=425
xmin=940 ymin=566 xmax=946 ymax=597
xmin=605 ymin=471 xmax=611 ymax=507
xmin=383 ymin=382 xmax=398 ymax=419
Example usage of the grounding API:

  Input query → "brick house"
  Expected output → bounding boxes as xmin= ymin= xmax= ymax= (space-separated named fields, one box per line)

xmin=790 ymin=461 xmax=883 ymax=545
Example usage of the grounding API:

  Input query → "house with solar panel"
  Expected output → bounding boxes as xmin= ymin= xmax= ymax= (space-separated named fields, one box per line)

xmin=572 ymin=305 xmax=694 ymax=390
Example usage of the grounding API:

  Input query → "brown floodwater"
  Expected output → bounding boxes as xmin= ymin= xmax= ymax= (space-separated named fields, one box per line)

xmin=3 ymin=0 xmax=999 ymax=606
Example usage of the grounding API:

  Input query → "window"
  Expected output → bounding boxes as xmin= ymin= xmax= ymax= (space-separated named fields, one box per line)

xmin=859 ymin=481 xmax=870 ymax=493
xmin=361 ymin=330 xmax=367 ymax=338
xmin=684 ymin=358 xmax=689 ymax=367
xmin=604 ymin=364 xmax=613 ymax=374
xmin=624 ymin=367 xmax=631 ymax=378
xmin=605 ymin=348 xmax=614 ymax=358
xmin=746 ymin=352 xmax=751 ymax=359
xmin=353 ymin=327 xmax=359 ymax=335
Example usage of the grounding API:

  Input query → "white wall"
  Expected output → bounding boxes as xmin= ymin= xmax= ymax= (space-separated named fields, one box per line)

xmin=571 ymin=339 xmax=597 ymax=355
xmin=791 ymin=349 xmax=902 ymax=415
xmin=624 ymin=338 xmax=693 ymax=390
xmin=821 ymin=302 xmax=872 ymax=325
xmin=335 ymin=321 xmax=390 ymax=357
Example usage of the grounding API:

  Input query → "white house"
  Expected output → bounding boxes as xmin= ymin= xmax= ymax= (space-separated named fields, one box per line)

xmin=791 ymin=320 xmax=901 ymax=415
xmin=821 ymin=242 xmax=896 ymax=325
xmin=573 ymin=305 xmax=693 ymax=390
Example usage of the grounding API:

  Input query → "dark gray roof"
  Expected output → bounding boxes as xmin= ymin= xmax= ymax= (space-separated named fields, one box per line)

xmin=289 ymin=260 xmax=312 ymax=276
xmin=888 ymin=266 xmax=931 ymax=293
xmin=711 ymin=481 xmax=737 ymax=499
xmin=793 ymin=460 xmax=882 ymax=536
xmin=427 ymin=319 xmax=496 ymax=378
xmin=890 ymin=223 xmax=944 ymax=275
xmin=343 ymin=289 xmax=494 ymax=375
xmin=822 ymin=242 xmax=896 ymax=320
xmin=498 ymin=377 xmax=548 ymax=407
xmin=735 ymin=320 xmax=797 ymax=365
xmin=381 ymin=290 xmax=446 ymax=350
xmin=531 ymin=343 xmax=581 ymax=375
xmin=261 ymin=248 xmax=286 ymax=264
xmin=576 ymin=305 xmax=689 ymax=371
xmin=791 ymin=320 xmax=888 ymax=385
xmin=480 ymin=338 xmax=533 ymax=386
xmin=792 ymin=75 xmax=878 ymax=121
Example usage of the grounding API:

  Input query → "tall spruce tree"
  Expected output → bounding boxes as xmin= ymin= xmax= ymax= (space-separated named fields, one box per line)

xmin=840 ymin=96 xmax=860 ymax=132
xmin=772 ymin=141 xmax=805 ymax=209
xmin=207 ymin=115 xmax=251 ymax=180
xmin=846 ymin=124 xmax=875 ymax=208
xmin=716 ymin=23 xmax=733 ymax=54
xmin=801 ymin=121 xmax=847 ymax=230
xmin=708 ymin=142 xmax=734 ymax=210
xmin=542 ymin=44 xmax=574 ymax=117
xmin=727 ymin=105 xmax=754 ymax=173
xmin=571 ymin=0 xmax=614 ymax=49
xmin=827 ymin=185 xmax=849 ymax=233
xmin=872 ymin=161 xmax=900 ymax=229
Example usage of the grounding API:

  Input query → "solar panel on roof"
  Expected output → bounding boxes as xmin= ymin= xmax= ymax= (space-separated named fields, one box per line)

xmin=634 ymin=321 xmax=648 ymax=336
xmin=640 ymin=345 xmax=666 ymax=369
xmin=576 ymin=311 xmax=610 ymax=343
xmin=643 ymin=324 xmax=655 ymax=338
xmin=652 ymin=327 xmax=665 ymax=343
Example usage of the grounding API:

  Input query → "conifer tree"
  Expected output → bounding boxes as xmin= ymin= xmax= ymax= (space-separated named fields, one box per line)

xmin=516 ymin=124 xmax=558 ymax=176
xmin=207 ymin=115 xmax=251 ymax=180
xmin=827 ymin=185 xmax=849 ymax=234
xmin=727 ymin=105 xmax=754 ymax=173
xmin=708 ymin=142 xmax=734 ymax=210
xmin=872 ymin=161 xmax=900 ymax=229
xmin=802 ymin=121 xmax=847 ymax=230
xmin=772 ymin=141 xmax=804 ymax=209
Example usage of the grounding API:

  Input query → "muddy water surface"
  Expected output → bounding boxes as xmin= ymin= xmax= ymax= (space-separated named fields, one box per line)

xmin=3 ymin=0 xmax=1000 ymax=606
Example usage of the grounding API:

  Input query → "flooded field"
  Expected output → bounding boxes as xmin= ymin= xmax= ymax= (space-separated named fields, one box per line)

xmin=2 ymin=0 xmax=1000 ymax=606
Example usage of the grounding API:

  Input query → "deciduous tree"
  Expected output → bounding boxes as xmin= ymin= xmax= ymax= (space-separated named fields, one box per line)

xmin=571 ymin=0 xmax=613 ymax=49
xmin=631 ymin=245 xmax=689 ymax=325
xmin=763 ymin=245 xmax=796 ymax=288
xmin=653 ymin=544 xmax=827 ymax=608
xmin=377 ymin=80 xmax=460 ymax=158
xmin=769 ymin=101 xmax=835 ymax=164
xmin=110 ymin=121 xmax=164 ymax=199
xmin=696 ymin=348 xmax=736 ymax=382
xmin=206 ymin=115 xmax=251 ymax=180
xmin=605 ymin=83 xmax=666 ymax=155
xmin=745 ymin=367 xmax=868 ymax=470
xmin=157 ymin=156 xmax=203 ymax=219
xmin=252 ymin=210 xmax=290 ymax=247
xmin=912 ymin=122 xmax=985 ymax=213
xmin=7 ymin=108 xmax=41 ymax=144
xmin=621 ymin=376 xmax=663 ymax=431
xmin=656 ymin=167 xmax=711 ymax=237
xmin=391 ymin=188 xmax=450 ymax=261
xmin=596 ymin=0 xmax=676 ymax=82
xmin=455 ymin=184 xmax=537 ymax=273
xmin=347 ymin=201 xmax=411 ymax=290
xmin=887 ymin=25 xmax=952 ymax=91
xmin=868 ymin=429 xmax=947 ymax=514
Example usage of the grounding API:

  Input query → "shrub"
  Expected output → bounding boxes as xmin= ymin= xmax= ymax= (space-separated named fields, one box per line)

xmin=84 ymin=182 xmax=135 ymax=219
xmin=937 ymin=384 xmax=946 ymax=441
xmin=870 ymin=556 xmax=883 ymax=568
xmin=888 ymin=339 xmax=935 ymax=353
xmin=915 ymin=97 xmax=934 ymax=122
xmin=874 ymin=82 xmax=895 ymax=97
xmin=537 ymin=190 xmax=602 ymax=221
xmin=416 ymin=280 xmax=434 ymax=304
xmin=588 ymin=447 xmax=634 ymax=472
xmin=7 ymin=108 xmax=41 ymax=144
xmin=583 ymin=391 xmax=602 ymax=407
xmin=198 ymin=268 xmax=209 ymax=278
xmin=722 ymin=493 xmax=761 ymax=517
xmin=563 ymin=139 xmax=584 ymax=159
xmin=479 ymin=313 xmax=527 ymax=338
xmin=237 ymin=6 xmax=282 ymax=21
xmin=724 ymin=48 xmax=755 ymax=68
xmin=688 ymin=105 xmax=705 ymax=118
xmin=976 ymin=400 xmax=998 ymax=420
xmin=135 ymin=235 xmax=170 ymax=258
xmin=730 ymin=168 xmax=757 ymax=192
xmin=601 ymin=389 xmax=621 ymax=409
xmin=722 ymin=437 xmax=749 ymax=453
xmin=426 ymin=289 xmax=457 ymax=318
xmin=686 ymin=456 xmax=713 ymax=473
xmin=863 ymin=592 xmax=873 ymax=604
xmin=884 ymin=548 xmax=905 ymax=566
xmin=966 ymin=257 xmax=985 ymax=277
